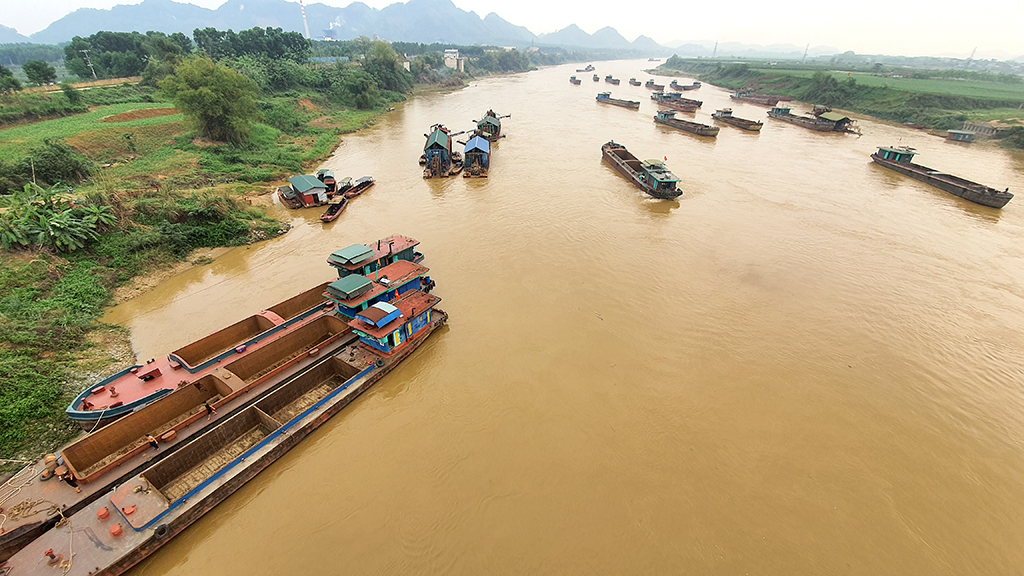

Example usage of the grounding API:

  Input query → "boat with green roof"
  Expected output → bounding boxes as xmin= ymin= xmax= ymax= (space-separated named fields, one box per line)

xmin=870 ymin=145 xmax=1012 ymax=208
xmin=601 ymin=141 xmax=682 ymax=200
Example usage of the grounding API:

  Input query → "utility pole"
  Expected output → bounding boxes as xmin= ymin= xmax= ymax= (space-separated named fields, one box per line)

xmin=802 ymin=43 xmax=809 ymax=64
xmin=78 ymin=49 xmax=97 ymax=79
xmin=712 ymin=41 xmax=717 ymax=59
xmin=299 ymin=0 xmax=311 ymax=40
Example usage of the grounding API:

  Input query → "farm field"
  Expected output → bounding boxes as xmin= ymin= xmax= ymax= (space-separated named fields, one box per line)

xmin=752 ymin=69 xmax=1024 ymax=101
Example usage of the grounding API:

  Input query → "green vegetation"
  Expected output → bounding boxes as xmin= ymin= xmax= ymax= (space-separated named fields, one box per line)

xmin=23 ymin=60 xmax=57 ymax=86
xmin=159 ymin=56 xmax=260 ymax=144
xmin=658 ymin=56 xmax=1024 ymax=148
xmin=1 ymin=64 xmax=23 ymax=94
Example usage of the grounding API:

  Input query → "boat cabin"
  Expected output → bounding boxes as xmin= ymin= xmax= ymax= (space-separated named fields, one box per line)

xmin=947 ymin=130 xmax=975 ymax=142
xmin=424 ymin=125 xmax=453 ymax=171
xmin=639 ymin=159 xmax=681 ymax=195
xmin=769 ymin=106 xmax=792 ymax=116
xmin=316 ymin=169 xmax=337 ymax=193
xmin=597 ymin=92 xmax=612 ymax=100
xmin=817 ymin=111 xmax=853 ymax=131
xmin=476 ymin=113 xmax=501 ymax=140
xmin=655 ymin=109 xmax=680 ymax=121
xmin=324 ymin=259 xmax=433 ymax=318
xmin=464 ymin=136 xmax=490 ymax=169
xmin=327 ymin=235 xmax=422 ymax=278
xmin=348 ymin=290 xmax=441 ymax=355
xmin=875 ymin=146 xmax=917 ymax=163
xmin=280 ymin=175 xmax=328 ymax=207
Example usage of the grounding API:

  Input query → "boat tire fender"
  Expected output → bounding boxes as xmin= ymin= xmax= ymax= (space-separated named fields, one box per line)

xmin=154 ymin=524 xmax=170 ymax=539
xmin=375 ymin=359 xmax=385 ymax=368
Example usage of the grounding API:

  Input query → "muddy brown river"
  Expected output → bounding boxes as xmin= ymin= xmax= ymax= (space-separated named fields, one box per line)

xmin=105 ymin=60 xmax=1024 ymax=575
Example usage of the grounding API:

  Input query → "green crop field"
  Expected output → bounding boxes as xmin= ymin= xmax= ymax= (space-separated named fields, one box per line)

xmin=0 ymin=103 xmax=183 ymax=157
xmin=752 ymin=69 xmax=1024 ymax=102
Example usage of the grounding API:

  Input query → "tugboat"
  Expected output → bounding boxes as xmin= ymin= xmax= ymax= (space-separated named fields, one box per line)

xmin=654 ymin=109 xmax=719 ymax=137
xmin=596 ymin=92 xmax=640 ymax=110
xmin=320 ymin=197 xmax=349 ymax=222
xmin=629 ymin=78 xmax=641 ymax=86
xmin=422 ymin=124 xmax=464 ymax=178
xmin=712 ymin=108 xmax=763 ymax=131
xmin=644 ymin=79 xmax=665 ymax=90
xmin=344 ymin=176 xmax=375 ymax=198
xmin=277 ymin=175 xmax=329 ymax=209
xmin=2 ymin=250 xmax=448 ymax=576
xmin=601 ymin=141 xmax=682 ymax=200
xmin=464 ymin=135 xmax=490 ymax=178
xmin=593 ymin=74 xmax=600 ymax=82
xmin=605 ymin=75 xmax=620 ymax=85
xmin=570 ymin=75 xmax=582 ymax=85
xmin=870 ymin=145 xmax=1012 ymax=208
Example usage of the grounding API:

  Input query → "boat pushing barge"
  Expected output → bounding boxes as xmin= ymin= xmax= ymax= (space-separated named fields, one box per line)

xmin=601 ymin=141 xmax=682 ymax=200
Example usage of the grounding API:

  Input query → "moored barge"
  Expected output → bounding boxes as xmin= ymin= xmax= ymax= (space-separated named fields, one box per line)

xmin=712 ymin=108 xmax=763 ymax=131
xmin=596 ymin=92 xmax=640 ymax=110
xmin=731 ymin=92 xmax=780 ymax=106
xmin=344 ymin=176 xmax=375 ymax=198
xmin=870 ymin=145 xmax=1012 ymax=208
xmin=605 ymin=75 xmax=620 ymax=85
xmin=629 ymin=77 xmax=641 ymax=86
xmin=569 ymin=75 xmax=581 ymax=85
xmin=422 ymin=124 xmax=463 ymax=178
xmin=1 ymin=290 xmax=448 ymax=576
xmin=601 ymin=141 xmax=682 ymax=200
xmin=654 ymin=109 xmax=719 ymax=137
xmin=644 ymin=79 xmax=665 ymax=90
xmin=320 ymin=198 xmax=348 ymax=222
xmin=767 ymin=105 xmax=857 ymax=133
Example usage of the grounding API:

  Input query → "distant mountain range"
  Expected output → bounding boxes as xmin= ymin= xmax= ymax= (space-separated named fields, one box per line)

xmin=1 ymin=0 xmax=672 ymax=53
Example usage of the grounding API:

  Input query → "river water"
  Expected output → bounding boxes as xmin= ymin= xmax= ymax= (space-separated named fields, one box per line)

xmin=107 ymin=60 xmax=1024 ymax=575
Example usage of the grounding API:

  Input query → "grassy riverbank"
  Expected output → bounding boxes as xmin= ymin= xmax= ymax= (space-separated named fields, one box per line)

xmin=0 ymin=85 xmax=395 ymax=469
xmin=654 ymin=57 xmax=1024 ymax=149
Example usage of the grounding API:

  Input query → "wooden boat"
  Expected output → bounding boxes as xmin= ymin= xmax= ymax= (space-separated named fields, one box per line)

xmin=654 ymin=109 xmax=719 ymax=137
xmin=344 ymin=176 xmax=375 ymax=198
xmin=277 ymin=175 xmax=329 ymax=209
xmin=320 ymin=198 xmax=348 ymax=222
xmin=605 ymin=75 xmax=620 ymax=85
xmin=569 ymin=75 xmax=582 ymax=85
xmin=2 ymin=291 xmax=449 ymax=576
xmin=596 ymin=92 xmax=640 ymax=110
xmin=463 ymin=135 xmax=490 ymax=178
xmin=712 ymin=108 xmax=763 ymax=131
xmin=767 ymin=105 xmax=858 ymax=133
xmin=731 ymin=92 xmax=780 ymax=106
xmin=601 ymin=141 xmax=682 ymax=200
xmin=315 ymin=169 xmax=336 ymax=194
xmin=334 ymin=176 xmax=353 ymax=196
xmin=870 ymin=145 xmax=1012 ymax=208
xmin=644 ymin=80 xmax=665 ymax=90
xmin=422 ymin=124 xmax=464 ymax=178
xmin=629 ymin=78 xmax=641 ymax=86
xmin=593 ymin=74 xmax=600 ymax=81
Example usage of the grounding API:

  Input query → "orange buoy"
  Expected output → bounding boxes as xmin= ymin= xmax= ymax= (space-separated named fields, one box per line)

xmin=109 ymin=523 xmax=123 ymax=537
xmin=97 ymin=507 xmax=110 ymax=520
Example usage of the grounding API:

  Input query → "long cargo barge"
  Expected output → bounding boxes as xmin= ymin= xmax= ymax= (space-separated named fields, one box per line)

xmin=65 ymin=283 xmax=333 ymax=429
xmin=870 ymin=145 xmax=1012 ymax=208
xmin=596 ymin=92 xmax=640 ymax=110
xmin=601 ymin=141 xmax=682 ymax=200
xmin=2 ymin=291 xmax=448 ymax=576
xmin=0 ymin=315 xmax=355 ymax=563
xmin=653 ymin=110 xmax=719 ymax=137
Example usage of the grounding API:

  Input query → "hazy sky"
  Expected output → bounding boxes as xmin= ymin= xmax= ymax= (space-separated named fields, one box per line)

xmin=5 ymin=0 xmax=1024 ymax=58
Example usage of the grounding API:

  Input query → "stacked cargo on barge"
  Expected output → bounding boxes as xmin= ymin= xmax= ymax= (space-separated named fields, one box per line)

xmin=870 ymin=145 xmax=1012 ymax=208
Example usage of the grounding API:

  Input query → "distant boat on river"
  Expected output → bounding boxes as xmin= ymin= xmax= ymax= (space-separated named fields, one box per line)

xmin=870 ymin=145 xmax=1012 ymax=208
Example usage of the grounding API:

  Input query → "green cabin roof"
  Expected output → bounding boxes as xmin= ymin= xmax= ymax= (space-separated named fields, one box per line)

xmin=478 ymin=116 xmax=501 ymax=128
xmin=426 ymin=130 xmax=449 ymax=150
xmin=289 ymin=174 xmax=327 ymax=193
xmin=328 ymin=244 xmax=375 ymax=266
xmin=327 ymin=274 xmax=372 ymax=300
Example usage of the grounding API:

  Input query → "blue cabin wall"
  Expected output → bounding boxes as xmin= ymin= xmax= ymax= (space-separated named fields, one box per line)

xmin=355 ymin=309 xmax=434 ymax=353
xmin=331 ymin=277 xmax=429 ymax=318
